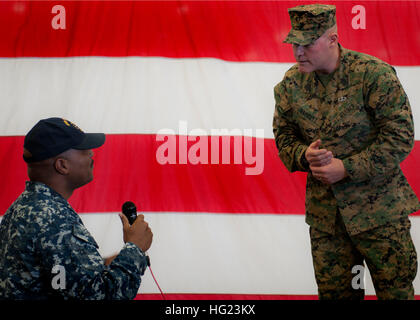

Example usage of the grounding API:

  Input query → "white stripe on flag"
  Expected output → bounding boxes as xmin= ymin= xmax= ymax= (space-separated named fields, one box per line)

xmin=75 ymin=213 xmax=420 ymax=296
xmin=1 ymin=58 xmax=419 ymax=139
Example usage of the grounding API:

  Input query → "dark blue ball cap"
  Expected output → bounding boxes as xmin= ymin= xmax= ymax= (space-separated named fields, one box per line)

xmin=23 ymin=117 xmax=106 ymax=163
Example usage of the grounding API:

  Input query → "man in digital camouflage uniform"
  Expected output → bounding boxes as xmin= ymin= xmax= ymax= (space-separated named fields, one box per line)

xmin=0 ymin=117 xmax=153 ymax=299
xmin=273 ymin=4 xmax=420 ymax=299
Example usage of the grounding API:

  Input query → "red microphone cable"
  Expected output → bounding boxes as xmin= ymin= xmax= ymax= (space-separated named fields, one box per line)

xmin=145 ymin=255 xmax=165 ymax=300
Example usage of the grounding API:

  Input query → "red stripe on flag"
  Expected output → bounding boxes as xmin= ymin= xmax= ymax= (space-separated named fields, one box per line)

xmin=135 ymin=293 xmax=319 ymax=300
xmin=0 ymin=134 xmax=306 ymax=215
xmin=0 ymin=1 xmax=419 ymax=65
xmin=1 ymin=135 xmax=419 ymax=216
xmin=134 ymin=293 xmax=420 ymax=300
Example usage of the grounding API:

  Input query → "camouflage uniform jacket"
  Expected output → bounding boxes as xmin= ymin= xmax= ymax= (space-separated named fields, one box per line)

xmin=0 ymin=181 xmax=148 ymax=300
xmin=273 ymin=45 xmax=420 ymax=235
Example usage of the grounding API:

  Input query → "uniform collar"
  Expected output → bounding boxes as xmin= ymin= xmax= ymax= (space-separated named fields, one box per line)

xmin=333 ymin=43 xmax=351 ymax=90
xmin=25 ymin=181 xmax=82 ymax=223
xmin=304 ymin=43 xmax=351 ymax=96
xmin=25 ymin=181 xmax=68 ymax=203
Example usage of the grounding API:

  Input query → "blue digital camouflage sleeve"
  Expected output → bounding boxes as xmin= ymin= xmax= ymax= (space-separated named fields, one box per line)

xmin=38 ymin=214 xmax=148 ymax=300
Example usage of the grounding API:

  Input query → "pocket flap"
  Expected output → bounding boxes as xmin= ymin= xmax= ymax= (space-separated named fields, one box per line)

xmin=72 ymin=224 xmax=99 ymax=249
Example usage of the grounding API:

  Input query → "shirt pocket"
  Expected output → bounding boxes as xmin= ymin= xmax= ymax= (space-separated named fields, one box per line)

xmin=69 ymin=224 xmax=103 ymax=271
xmin=72 ymin=224 xmax=99 ymax=250
xmin=292 ymin=97 xmax=322 ymax=142
xmin=324 ymin=94 xmax=375 ymax=156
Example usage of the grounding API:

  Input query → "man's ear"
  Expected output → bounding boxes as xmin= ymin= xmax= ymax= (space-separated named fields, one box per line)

xmin=329 ymin=33 xmax=338 ymax=46
xmin=54 ymin=157 xmax=70 ymax=175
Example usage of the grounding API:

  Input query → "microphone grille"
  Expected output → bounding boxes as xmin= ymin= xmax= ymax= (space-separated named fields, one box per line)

xmin=122 ymin=201 xmax=137 ymax=215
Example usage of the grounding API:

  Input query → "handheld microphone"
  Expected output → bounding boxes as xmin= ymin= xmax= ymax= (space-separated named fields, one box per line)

xmin=121 ymin=201 xmax=150 ymax=267
xmin=122 ymin=201 xmax=138 ymax=225
xmin=121 ymin=201 xmax=165 ymax=299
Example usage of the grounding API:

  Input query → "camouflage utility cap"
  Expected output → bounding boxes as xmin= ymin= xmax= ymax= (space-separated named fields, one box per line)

xmin=284 ymin=4 xmax=336 ymax=46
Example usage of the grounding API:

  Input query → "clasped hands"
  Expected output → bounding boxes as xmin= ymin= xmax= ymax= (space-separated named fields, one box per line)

xmin=305 ymin=139 xmax=348 ymax=185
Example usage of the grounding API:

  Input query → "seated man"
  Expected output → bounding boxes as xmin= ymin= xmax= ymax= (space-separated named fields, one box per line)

xmin=0 ymin=117 xmax=153 ymax=299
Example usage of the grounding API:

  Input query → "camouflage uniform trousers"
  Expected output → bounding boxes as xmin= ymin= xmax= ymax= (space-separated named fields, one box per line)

xmin=310 ymin=212 xmax=417 ymax=300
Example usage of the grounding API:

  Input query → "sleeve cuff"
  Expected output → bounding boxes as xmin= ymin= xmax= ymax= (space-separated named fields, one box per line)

xmin=122 ymin=242 xmax=149 ymax=274
xmin=297 ymin=145 xmax=310 ymax=171
xmin=125 ymin=242 xmax=146 ymax=256
xmin=342 ymin=156 xmax=360 ymax=182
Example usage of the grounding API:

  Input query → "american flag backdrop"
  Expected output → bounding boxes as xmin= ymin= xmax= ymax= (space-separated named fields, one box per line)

xmin=0 ymin=0 xmax=419 ymax=299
